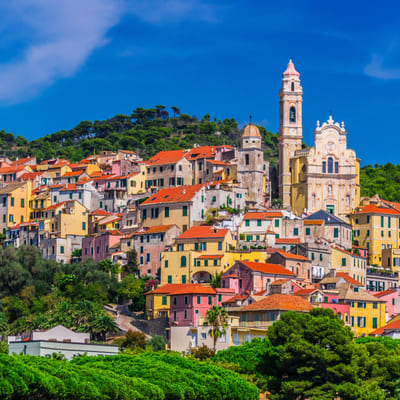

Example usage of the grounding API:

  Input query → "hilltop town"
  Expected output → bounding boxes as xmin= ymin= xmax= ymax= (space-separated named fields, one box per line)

xmin=2 ymin=61 xmax=400 ymax=358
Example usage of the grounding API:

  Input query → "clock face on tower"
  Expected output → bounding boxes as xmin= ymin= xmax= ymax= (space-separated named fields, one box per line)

xmin=290 ymin=128 xmax=296 ymax=134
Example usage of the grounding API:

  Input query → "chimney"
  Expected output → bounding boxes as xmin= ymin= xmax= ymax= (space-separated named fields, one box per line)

xmin=182 ymin=188 xmax=186 ymax=194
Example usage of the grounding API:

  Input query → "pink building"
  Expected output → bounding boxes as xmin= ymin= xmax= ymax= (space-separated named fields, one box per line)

xmin=130 ymin=224 xmax=181 ymax=277
xmin=221 ymin=260 xmax=296 ymax=294
xmin=82 ymin=230 xmax=122 ymax=263
xmin=268 ymin=249 xmax=312 ymax=283
xmin=372 ymin=289 xmax=399 ymax=322
xmin=169 ymin=285 xmax=235 ymax=326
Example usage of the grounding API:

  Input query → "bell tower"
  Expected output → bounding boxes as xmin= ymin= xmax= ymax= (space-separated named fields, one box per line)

xmin=278 ymin=60 xmax=303 ymax=209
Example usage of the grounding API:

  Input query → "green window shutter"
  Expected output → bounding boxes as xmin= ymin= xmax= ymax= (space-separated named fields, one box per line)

xmin=195 ymin=243 xmax=199 ymax=251
xmin=381 ymin=216 xmax=384 ymax=227
xmin=372 ymin=317 xmax=378 ymax=329
xmin=306 ymin=227 xmax=310 ymax=235
xmin=341 ymin=257 xmax=346 ymax=266
xmin=10 ymin=197 xmax=14 ymax=207
xmin=208 ymin=296 xmax=212 ymax=305
xmin=274 ymin=219 xmax=279 ymax=227
xmin=162 ymin=296 xmax=167 ymax=305
xmin=293 ymin=228 xmax=298 ymax=236
xmin=213 ymin=259 xmax=218 ymax=266
xmin=218 ymin=294 xmax=222 ymax=302
xmin=182 ymin=205 xmax=188 ymax=216
xmin=21 ymin=198 xmax=24 ymax=207
xmin=218 ymin=241 xmax=222 ymax=250
xmin=245 ymin=220 xmax=250 ymax=227
xmin=60 ymin=246 xmax=64 ymax=254
xmin=257 ymin=219 xmax=261 ymax=226
xmin=334 ymin=228 xmax=338 ymax=238
xmin=197 ymin=296 xmax=201 ymax=304
xmin=165 ymin=207 xmax=169 ymax=217
xmin=165 ymin=260 xmax=168 ymax=268
xmin=181 ymin=256 xmax=186 ymax=267
xmin=168 ymin=275 xmax=172 ymax=284
xmin=182 ymin=275 xmax=186 ymax=283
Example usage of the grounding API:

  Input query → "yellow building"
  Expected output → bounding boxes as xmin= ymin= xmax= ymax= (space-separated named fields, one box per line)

xmin=29 ymin=187 xmax=51 ymax=220
xmin=145 ymin=283 xmax=195 ymax=319
xmin=0 ymin=181 xmax=32 ymax=234
xmin=139 ymin=184 xmax=205 ymax=232
xmin=331 ymin=247 xmax=367 ymax=286
xmin=350 ymin=203 xmax=400 ymax=266
xmin=161 ymin=225 xmax=235 ymax=285
xmin=127 ymin=165 xmax=147 ymax=195
xmin=39 ymin=200 xmax=88 ymax=238
xmin=339 ymin=284 xmax=385 ymax=337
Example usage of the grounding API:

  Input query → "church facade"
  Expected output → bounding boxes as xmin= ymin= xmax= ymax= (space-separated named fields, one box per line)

xmin=278 ymin=60 xmax=360 ymax=221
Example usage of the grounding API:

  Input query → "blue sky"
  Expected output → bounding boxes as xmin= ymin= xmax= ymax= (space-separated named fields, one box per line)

xmin=0 ymin=0 xmax=399 ymax=165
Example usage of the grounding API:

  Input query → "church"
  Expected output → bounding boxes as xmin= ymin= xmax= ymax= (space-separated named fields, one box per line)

xmin=277 ymin=60 xmax=360 ymax=221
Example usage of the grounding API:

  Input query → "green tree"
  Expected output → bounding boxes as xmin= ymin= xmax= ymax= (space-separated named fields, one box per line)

xmin=203 ymin=306 xmax=228 ymax=350
xmin=148 ymin=335 xmax=166 ymax=352
xmin=117 ymin=275 xmax=145 ymax=311
xmin=120 ymin=330 xmax=147 ymax=350
xmin=125 ymin=249 xmax=139 ymax=276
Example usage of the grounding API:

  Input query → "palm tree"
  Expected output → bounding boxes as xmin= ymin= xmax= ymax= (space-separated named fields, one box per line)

xmin=204 ymin=306 xmax=228 ymax=350
xmin=89 ymin=314 xmax=119 ymax=341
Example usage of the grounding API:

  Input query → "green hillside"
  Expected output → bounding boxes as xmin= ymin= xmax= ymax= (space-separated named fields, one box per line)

xmin=0 ymin=105 xmax=279 ymax=166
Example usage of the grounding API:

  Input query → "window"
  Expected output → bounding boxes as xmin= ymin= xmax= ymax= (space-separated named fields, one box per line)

xmin=182 ymin=205 xmax=187 ymax=216
xmin=168 ymin=275 xmax=172 ymax=284
xmin=293 ymin=228 xmax=298 ymax=236
xmin=289 ymin=106 xmax=296 ymax=122
xmin=20 ymin=198 xmax=24 ymax=208
xmin=173 ymin=311 xmax=177 ymax=321
xmin=322 ymin=161 xmax=326 ymax=173
xmin=311 ymin=253 xmax=315 ymax=261
xmin=326 ymin=205 xmax=334 ymax=215
xmin=246 ymin=235 xmax=253 ymax=241
xmin=140 ymin=256 xmax=144 ymax=264
xmin=218 ymin=294 xmax=222 ymax=302
xmin=372 ymin=317 xmax=378 ymax=329
xmin=291 ymin=81 xmax=295 ymax=91
xmin=181 ymin=256 xmax=187 ymax=267
xmin=165 ymin=207 xmax=169 ymax=217
xmin=82 ymin=222 xmax=86 ymax=230
xmin=245 ymin=220 xmax=250 ymax=227
xmin=305 ymin=227 xmax=310 ymax=235
xmin=274 ymin=219 xmax=279 ymax=227
xmin=341 ymin=258 xmax=346 ymax=266
xmin=204 ymin=260 xmax=208 ymax=267
xmin=218 ymin=241 xmax=222 ymax=251
xmin=245 ymin=154 xmax=249 ymax=165
xmin=182 ymin=275 xmax=186 ymax=283
xmin=184 ymin=310 xmax=187 ymax=319
xmin=327 ymin=157 xmax=333 ymax=173
xmin=197 ymin=296 xmax=201 ymax=304
xmin=164 ymin=260 xmax=168 ymax=268
xmin=381 ymin=216 xmax=384 ymax=227
xmin=162 ymin=296 xmax=167 ymax=305
xmin=10 ymin=197 xmax=14 ymax=207
xmin=140 ymin=246 xmax=144 ymax=254
xmin=373 ymin=302 xmax=378 ymax=309
xmin=334 ymin=228 xmax=339 ymax=238
xmin=60 ymin=246 xmax=64 ymax=254
xmin=257 ymin=219 xmax=262 ymax=226
xmin=78 ymin=192 xmax=82 ymax=199
xmin=177 ymin=243 xmax=184 ymax=251
xmin=388 ymin=217 xmax=391 ymax=228
xmin=335 ymin=162 xmax=339 ymax=173
xmin=9 ymin=214 xmax=13 ymax=223
xmin=146 ymin=253 xmax=150 ymax=262
xmin=208 ymin=296 xmax=213 ymax=305
xmin=214 ymin=259 xmax=218 ymax=266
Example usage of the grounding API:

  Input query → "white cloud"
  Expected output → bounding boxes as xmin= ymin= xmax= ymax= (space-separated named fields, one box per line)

xmin=365 ymin=54 xmax=400 ymax=80
xmin=0 ymin=0 xmax=123 ymax=104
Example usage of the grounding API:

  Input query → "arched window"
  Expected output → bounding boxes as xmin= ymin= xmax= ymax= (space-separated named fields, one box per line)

xmin=291 ymin=82 xmax=295 ymax=91
xmin=327 ymin=157 xmax=333 ymax=173
xmin=245 ymin=154 xmax=249 ymax=165
xmin=180 ymin=256 xmax=186 ymax=267
xmin=289 ymin=107 xmax=296 ymax=122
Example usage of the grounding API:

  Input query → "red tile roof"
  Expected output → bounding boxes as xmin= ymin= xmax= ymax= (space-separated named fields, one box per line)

xmin=0 ymin=165 xmax=27 ymax=174
xmin=373 ymin=289 xmax=397 ymax=298
xmin=142 ymin=184 xmax=204 ymax=205
xmin=223 ymin=292 xmax=250 ymax=303
xmin=207 ymin=160 xmax=230 ymax=166
xmin=370 ymin=318 xmax=400 ymax=335
xmin=275 ymin=238 xmax=301 ymax=244
xmin=239 ymin=261 xmax=296 ymax=276
xmin=354 ymin=204 xmax=400 ymax=216
xmin=90 ymin=209 xmax=113 ymax=216
xmin=185 ymin=146 xmax=216 ymax=160
xmin=44 ymin=201 xmax=67 ymax=211
xmin=146 ymin=150 xmax=186 ymax=166
xmin=10 ymin=157 xmax=35 ymax=166
xmin=270 ymin=279 xmax=290 ymax=286
xmin=60 ymin=184 xmax=77 ymax=191
xmin=240 ymin=294 xmax=313 ymax=312
xmin=177 ymin=225 xmax=228 ymax=240
xmin=336 ymin=272 xmax=363 ymax=286
xmin=144 ymin=283 xmax=202 ymax=295
xmin=275 ymin=249 xmax=311 ymax=262
xmin=243 ymin=212 xmax=273 ymax=220
xmin=18 ymin=172 xmax=44 ymax=181
xmin=295 ymin=288 xmax=318 ymax=295
xmin=62 ymin=171 xmax=85 ymax=177
xmin=169 ymin=285 xmax=216 ymax=295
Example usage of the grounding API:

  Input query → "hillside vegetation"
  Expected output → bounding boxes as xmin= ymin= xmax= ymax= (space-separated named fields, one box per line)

xmin=0 ymin=105 xmax=279 ymax=165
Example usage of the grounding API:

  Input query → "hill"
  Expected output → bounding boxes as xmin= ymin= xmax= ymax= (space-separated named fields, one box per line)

xmin=0 ymin=105 xmax=280 ymax=166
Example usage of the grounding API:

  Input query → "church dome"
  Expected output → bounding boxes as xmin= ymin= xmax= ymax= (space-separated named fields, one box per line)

xmin=283 ymin=59 xmax=300 ymax=77
xmin=242 ymin=122 xmax=261 ymax=138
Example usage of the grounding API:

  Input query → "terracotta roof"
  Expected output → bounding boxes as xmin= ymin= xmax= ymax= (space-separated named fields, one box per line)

xmin=243 ymin=212 xmax=273 ymax=220
xmin=145 ymin=283 xmax=202 ymax=295
xmin=44 ymin=201 xmax=67 ymax=211
xmin=146 ymin=150 xmax=186 ymax=166
xmin=354 ymin=204 xmax=400 ymax=216
xmin=119 ymin=150 xmax=137 ymax=155
xmin=177 ymin=225 xmax=228 ymax=240
xmin=240 ymin=294 xmax=312 ymax=312
xmin=90 ymin=209 xmax=113 ymax=216
xmin=0 ymin=165 xmax=27 ymax=174
xmin=275 ymin=249 xmax=311 ymax=261
xmin=241 ymin=123 xmax=261 ymax=138
xmin=222 ymin=273 xmax=239 ymax=279
xmin=10 ymin=221 xmax=39 ymax=229
xmin=169 ymin=285 xmax=216 ymax=295
xmin=185 ymin=146 xmax=216 ymax=160
xmin=142 ymin=184 xmax=204 ymax=205
xmin=223 ymin=292 xmax=250 ymax=303
xmin=197 ymin=255 xmax=224 ymax=259
xmin=373 ymin=289 xmax=397 ymax=298
xmin=275 ymin=238 xmax=301 ymax=244
xmin=60 ymin=184 xmax=77 ymax=191
xmin=104 ymin=175 xmax=127 ymax=181
xmin=336 ymin=272 xmax=364 ymax=286
xmin=370 ymin=318 xmax=400 ymax=335
xmin=62 ymin=171 xmax=85 ymax=177
xmin=98 ymin=215 xmax=122 ymax=225
xmin=10 ymin=157 xmax=35 ymax=166
xmin=264 ymin=211 xmax=284 ymax=217
xmin=338 ymin=283 xmax=384 ymax=302
xmin=206 ymin=160 xmax=230 ymax=166
xmin=133 ymin=225 xmax=176 ymax=235
xmin=18 ymin=171 xmax=44 ymax=181
xmin=295 ymin=288 xmax=318 ymax=295
xmin=238 ymin=261 xmax=296 ymax=276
